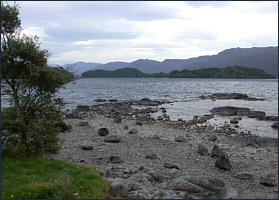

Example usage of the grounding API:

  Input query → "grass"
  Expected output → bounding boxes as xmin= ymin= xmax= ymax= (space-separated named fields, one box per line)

xmin=1 ymin=155 xmax=111 ymax=199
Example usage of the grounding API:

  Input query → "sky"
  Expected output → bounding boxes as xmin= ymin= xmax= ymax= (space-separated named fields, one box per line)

xmin=14 ymin=1 xmax=278 ymax=65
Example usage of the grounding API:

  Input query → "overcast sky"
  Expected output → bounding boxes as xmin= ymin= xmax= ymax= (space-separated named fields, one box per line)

xmin=15 ymin=1 xmax=278 ymax=65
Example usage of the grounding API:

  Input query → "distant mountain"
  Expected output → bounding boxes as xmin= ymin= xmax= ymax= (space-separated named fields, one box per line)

xmin=48 ymin=62 xmax=102 ymax=76
xmin=182 ymin=46 xmax=278 ymax=77
xmin=50 ymin=46 xmax=278 ymax=77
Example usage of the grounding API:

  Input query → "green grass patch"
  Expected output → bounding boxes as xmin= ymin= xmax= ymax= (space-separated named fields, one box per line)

xmin=1 ymin=155 xmax=111 ymax=199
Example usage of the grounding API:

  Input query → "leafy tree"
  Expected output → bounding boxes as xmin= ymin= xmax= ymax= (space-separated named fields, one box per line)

xmin=1 ymin=2 xmax=75 ymax=156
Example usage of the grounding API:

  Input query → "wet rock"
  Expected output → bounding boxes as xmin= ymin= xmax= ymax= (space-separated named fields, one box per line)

xmin=145 ymin=153 xmax=157 ymax=159
xmin=77 ymin=104 xmax=90 ymax=111
xmin=164 ymin=162 xmax=181 ymax=169
xmin=210 ymin=106 xmax=250 ymax=116
xmin=211 ymin=144 xmax=224 ymax=157
xmin=271 ymin=122 xmax=278 ymax=129
xmin=98 ymin=128 xmax=109 ymax=136
xmin=175 ymin=136 xmax=186 ymax=142
xmin=230 ymin=118 xmax=239 ymax=124
xmin=260 ymin=176 xmax=277 ymax=187
xmin=104 ymin=135 xmax=121 ymax=143
xmin=215 ymin=153 xmax=232 ymax=171
xmin=197 ymin=144 xmax=209 ymax=155
xmin=109 ymin=156 xmax=124 ymax=164
xmin=248 ymin=111 xmax=266 ymax=118
xmin=129 ymin=129 xmax=138 ymax=134
xmin=80 ymin=144 xmax=93 ymax=150
xmin=233 ymin=172 xmax=253 ymax=180
xmin=77 ymin=121 xmax=89 ymax=126
xmin=219 ymin=135 xmax=278 ymax=148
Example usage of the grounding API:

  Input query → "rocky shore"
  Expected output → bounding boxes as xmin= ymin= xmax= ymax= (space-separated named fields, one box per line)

xmin=52 ymin=99 xmax=278 ymax=199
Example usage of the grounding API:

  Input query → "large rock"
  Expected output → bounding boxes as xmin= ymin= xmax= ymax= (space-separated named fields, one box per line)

xmin=165 ymin=175 xmax=236 ymax=199
xmin=197 ymin=144 xmax=209 ymax=155
xmin=271 ymin=122 xmax=278 ymax=128
xmin=248 ymin=111 xmax=266 ymax=118
xmin=109 ymin=179 xmax=136 ymax=196
xmin=219 ymin=135 xmax=278 ymax=148
xmin=210 ymin=106 xmax=250 ymax=116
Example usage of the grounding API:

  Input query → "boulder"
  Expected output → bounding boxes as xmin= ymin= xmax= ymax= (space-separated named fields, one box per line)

xmin=219 ymin=135 xmax=278 ymax=148
xmin=248 ymin=111 xmax=266 ymax=118
xmin=197 ymin=144 xmax=209 ymax=155
xmin=210 ymin=106 xmax=250 ymax=116
xmin=104 ymin=135 xmax=121 ymax=143
xmin=165 ymin=175 xmax=235 ymax=199
xmin=109 ymin=179 xmax=136 ymax=196
xmin=98 ymin=128 xmax=109 ymax=136
xmin=215 ymin=153 xmax=232 ymax=171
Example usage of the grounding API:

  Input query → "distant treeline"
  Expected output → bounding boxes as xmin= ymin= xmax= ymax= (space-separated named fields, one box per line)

xmin=81 ymin=65 xmax=276 ymax=79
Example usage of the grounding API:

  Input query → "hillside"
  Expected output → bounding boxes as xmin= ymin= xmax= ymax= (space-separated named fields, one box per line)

xmin=183 ymin=46 xmax=278 ymax=77
xmin=82 ymin=66 xmax=276 ymax=79
xmin=50 ymin=46 xmax=278 ymax=77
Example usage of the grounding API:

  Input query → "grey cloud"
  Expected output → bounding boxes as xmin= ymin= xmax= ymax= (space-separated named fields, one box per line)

xmin=184 ymin=1 xmax=233 ymax=8
xmin=44 ymin=25 xmax=139 ymax=42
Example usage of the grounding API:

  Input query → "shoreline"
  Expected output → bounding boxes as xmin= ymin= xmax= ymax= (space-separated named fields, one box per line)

xmin=51 ymin=101 xmax=278 ymax=199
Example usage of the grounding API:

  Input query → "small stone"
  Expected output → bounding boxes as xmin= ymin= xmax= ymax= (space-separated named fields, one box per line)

xmin=109 ymin=156 xmax=124 ymax=164
xmin=104 ymin=135 xmax=121 ymax=143
xmin=211 ymin=144 xmax=223 ymax=157
xmin=233 ymin=172 xmax=253 ymax=180
xmin=77 ymin=121 xmax=89 ymax=126
xmin=208 ymin=134 xmax=217 ymax=141
xmin=271 ymin=122 xmax=278 ymax=129
xmin=136 ymin=121 xmax=143 ymax=126
xmin=129 ymin=129 xmax=138 ymax=134
xmin=260 ymin=176 xmax=277 ymax=187
xmin=145 ymin=153 xmax=157 ymax=159
xmin=230 ymin=118 xmax=239 ymax=124
xmin=98 ymin=128 xmax=109 ymax=136
xmin=175 ymin=136 xmax=186 ymax=142
xmin=197 ymin=144 xmax=209 ymax=155
xmin=114 ymin=117 xmax=122 ymax=123
xmin=80 ymin=145 xmax=93 ymax=150
xmin=123 ymin=125 xmax=129 ymax=130
xmin=215 ymin=153 xmax=232 ymax=171
xmin=164 ymin=162 xmax=181 ymax=169
xmin=152 ymin=135 xmax=160 ymax=139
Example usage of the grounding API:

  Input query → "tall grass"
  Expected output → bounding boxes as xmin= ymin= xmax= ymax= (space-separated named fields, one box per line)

xmin=1 ymin=155 xmax=111 ymax=199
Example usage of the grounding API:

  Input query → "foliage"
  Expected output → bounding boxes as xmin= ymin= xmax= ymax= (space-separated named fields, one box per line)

xmin=1 ymin=155 xmax=111 ymax=199
xmin=168 ymin=65 xmax=276 ymax=79
xmin=1 ymin=2 xmax=76 ymax=155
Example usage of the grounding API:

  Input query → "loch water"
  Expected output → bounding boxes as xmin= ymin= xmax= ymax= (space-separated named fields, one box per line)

xmin=2 ymin=78 xmax=278 ymax=138
xmin=56 ymin=78 xmax=278 ymax=138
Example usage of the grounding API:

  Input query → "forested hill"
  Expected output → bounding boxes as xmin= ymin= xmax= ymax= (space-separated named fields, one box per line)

xmin=81 ymin=66 xmax=276 ymax=79
xmin=182 ymin=46 xmax=278 ymax=77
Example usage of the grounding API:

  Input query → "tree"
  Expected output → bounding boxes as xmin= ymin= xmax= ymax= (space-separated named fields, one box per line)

xmin=1 ymin=2 xmax=76 ymax=156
